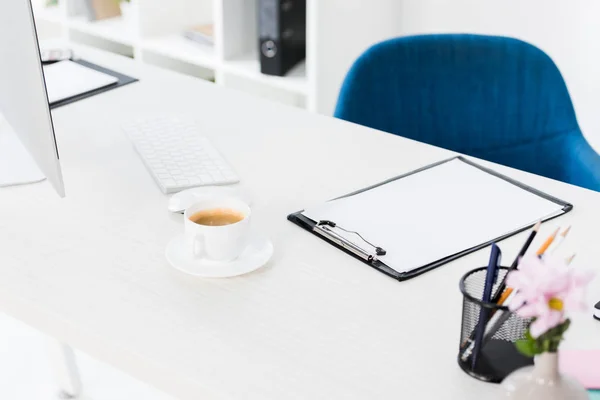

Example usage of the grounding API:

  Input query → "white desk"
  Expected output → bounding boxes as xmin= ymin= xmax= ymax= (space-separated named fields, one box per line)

xmin=0 ymin=44 xmax=599 ymax=400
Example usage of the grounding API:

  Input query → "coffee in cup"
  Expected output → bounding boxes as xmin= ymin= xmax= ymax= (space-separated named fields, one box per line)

xmin=183 ymin=197 xmax=250 ymax=261
xmin=189 ymin=208 xmax=245 ymax=227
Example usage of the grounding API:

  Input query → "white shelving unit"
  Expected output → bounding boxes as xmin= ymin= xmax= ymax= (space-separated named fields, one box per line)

xmin=68 ymin=14 xmax=137 ymax=47
xmin=32 ymin=0 xmax=404 ymax=115
xmin=142 ymin=35 xmax=217 ymax=69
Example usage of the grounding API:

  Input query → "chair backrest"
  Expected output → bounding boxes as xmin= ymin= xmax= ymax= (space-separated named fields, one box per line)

xmin=334 ymin=34 xmax=600 ymax=190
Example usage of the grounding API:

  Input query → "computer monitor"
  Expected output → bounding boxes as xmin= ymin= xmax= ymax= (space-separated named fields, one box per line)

xmin=0 ymin=0 xmax=65 ymax=197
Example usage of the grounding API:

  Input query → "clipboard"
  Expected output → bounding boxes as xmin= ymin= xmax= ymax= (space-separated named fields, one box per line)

xmin=49 ymin=59 xmax=138 ymax=109
xmin=287 ymin=156 xmax=573 ymax=281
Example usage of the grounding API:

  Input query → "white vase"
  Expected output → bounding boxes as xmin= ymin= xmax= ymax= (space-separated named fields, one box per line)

xmin=501 ymin=352 xmax=588 ymax=399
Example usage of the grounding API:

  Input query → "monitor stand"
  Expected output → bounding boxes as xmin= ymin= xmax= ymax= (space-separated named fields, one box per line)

xmin=0 ymin=126 xmax=45 ymax=188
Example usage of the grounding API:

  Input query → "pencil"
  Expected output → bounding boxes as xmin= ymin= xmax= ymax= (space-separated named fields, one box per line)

xmin=472 ymin=227 xmax=575 ymax=359
xmin=496 ymin=224 xmax=560 ymax=307
xmin=460 ymin=222 xmax=542 ymax=354
xmin=496 ymin=287 xmax=514 ymax=306
xmin=536 ymin=227 xmax=560 ymax=256
xmin=490 ymin=221 xmax=541 ymax=305
xmin=547 ymin=226 xmax=571 ymax=255
xmin=478 ymin=250 xmax=579 ymax=355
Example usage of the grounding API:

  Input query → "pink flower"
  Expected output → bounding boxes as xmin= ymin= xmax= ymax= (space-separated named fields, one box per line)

xmin=506 ymin=254 xmax=594 ymax=338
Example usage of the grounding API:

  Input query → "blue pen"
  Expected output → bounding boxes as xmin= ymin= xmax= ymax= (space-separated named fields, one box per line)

xmin=471 ymin=243 xmax=502 ymax=369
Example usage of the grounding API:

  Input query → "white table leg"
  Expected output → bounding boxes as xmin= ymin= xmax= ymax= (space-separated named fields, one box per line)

xmin=47 ymin=340 xmax=82 ymax=399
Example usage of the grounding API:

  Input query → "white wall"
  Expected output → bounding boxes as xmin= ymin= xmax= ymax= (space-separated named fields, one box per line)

xmin=310 ymin=0 xmax=405 ymax=114
xmin=395 ymin=0 xmax=600 ymax=151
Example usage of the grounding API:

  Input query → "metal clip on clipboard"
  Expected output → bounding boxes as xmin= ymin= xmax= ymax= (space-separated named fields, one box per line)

xmin=312 ymin=220 xmax=387 ymax=262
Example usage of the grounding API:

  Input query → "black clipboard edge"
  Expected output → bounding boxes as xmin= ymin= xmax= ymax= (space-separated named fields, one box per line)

xmin=334 ymin=156 xmax=572 ymax=212
xmin=456 ymin=156 xmax=573 ymax=213
xmin=287 ymin=156 xmax=573 ymax=281
xmin=49 ymin=59 xmax=138 ymax=109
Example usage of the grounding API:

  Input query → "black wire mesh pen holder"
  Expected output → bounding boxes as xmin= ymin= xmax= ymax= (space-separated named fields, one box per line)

xmin=458 ymin=267 xmax=533 ymax=383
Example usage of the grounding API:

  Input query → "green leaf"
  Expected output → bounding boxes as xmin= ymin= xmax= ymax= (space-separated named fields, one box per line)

xmin=525 ymin=319 xmax=572 ymax=354
xmin=545 ymin=319 xmax=571 ymax=337
xmin=515 ymin=339 xmax=537 ymax=357
xmin=549 ymin=337 xmax=562 ymax=353
xmin=542 ymin=338 xmax=551 ymax=353
xmin=559 ymin=319 xmax=571 ymax=334
xmin=525 ymin=329 xmax=534 ymax=341
xmin=531 ymin=337 xmax=543 ymax=355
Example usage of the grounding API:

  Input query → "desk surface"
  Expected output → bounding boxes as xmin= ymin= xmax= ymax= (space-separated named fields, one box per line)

xmin=0 ymin=43 xmax=599 ymax=400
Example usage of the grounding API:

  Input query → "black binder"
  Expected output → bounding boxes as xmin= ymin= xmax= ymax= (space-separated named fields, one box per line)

xmin=287 ymin=156 xmax=573 ymax=281
xmin=49 ymin=59 xmax=138 ymax=109
xmin=258 ymin=0 xmax=306 ymax=76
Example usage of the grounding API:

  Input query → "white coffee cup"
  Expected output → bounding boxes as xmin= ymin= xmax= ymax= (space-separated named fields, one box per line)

xmin=183 ymin=197 xmax=251 ymax=262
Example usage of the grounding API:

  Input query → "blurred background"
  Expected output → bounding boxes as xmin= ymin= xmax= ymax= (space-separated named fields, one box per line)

xmin=32 ymin=0 xmax=600 ymax=151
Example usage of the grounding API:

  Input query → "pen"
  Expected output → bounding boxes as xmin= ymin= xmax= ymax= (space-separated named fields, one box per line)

xmin=460 ymin=222 xmax=540 ymax=356
xmin=471 ymin=243 xmax=502 ymax=369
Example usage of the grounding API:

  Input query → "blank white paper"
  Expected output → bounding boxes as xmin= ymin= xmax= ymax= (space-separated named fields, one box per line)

xmin=43 ymin=60 xmax=119 ymax=104
xmin=303 ymin=158 xmax=564 ymax=273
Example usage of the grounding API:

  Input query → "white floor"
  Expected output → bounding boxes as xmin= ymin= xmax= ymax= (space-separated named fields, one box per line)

xmin=0 ymin=312 xmax=175 ymax=400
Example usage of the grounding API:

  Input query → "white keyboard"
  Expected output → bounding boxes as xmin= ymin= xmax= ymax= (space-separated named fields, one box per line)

xmin=123 ymin=116 xmax=239 ymax=194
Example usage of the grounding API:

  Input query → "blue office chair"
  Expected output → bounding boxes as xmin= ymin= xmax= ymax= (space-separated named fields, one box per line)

xmin=335 ymin=34 xmax=600 ymax=192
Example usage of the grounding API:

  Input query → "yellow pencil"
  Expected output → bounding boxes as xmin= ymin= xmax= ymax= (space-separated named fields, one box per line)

xmin=536 ymin=227 xmax=560 ymax=256
xmin=497 ymin=228 xmax=569 ymax=309
xmin=497 ymin=287 xmax=513 ymax=306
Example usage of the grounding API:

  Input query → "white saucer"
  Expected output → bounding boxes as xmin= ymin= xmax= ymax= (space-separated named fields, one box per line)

xmin=165 ymin=233 xmax=273 ymax=278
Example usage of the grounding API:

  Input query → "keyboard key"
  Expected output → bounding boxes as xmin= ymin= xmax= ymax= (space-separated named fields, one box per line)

xmin=162 ymin=179 xmax=176 ymax=188
xmin=123 ymin=116 xmax=239 ymax=194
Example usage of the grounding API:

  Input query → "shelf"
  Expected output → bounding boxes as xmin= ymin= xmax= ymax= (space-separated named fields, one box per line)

xmin=33 ymin=5 xmax=63 ymax=24
xmin=68 ymin=14 xmax=136 ymax=47
xmin=142 ymin=35 xmax=217 ymax=69
xmin=222 ymin=55 xmax=307 ymax=95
